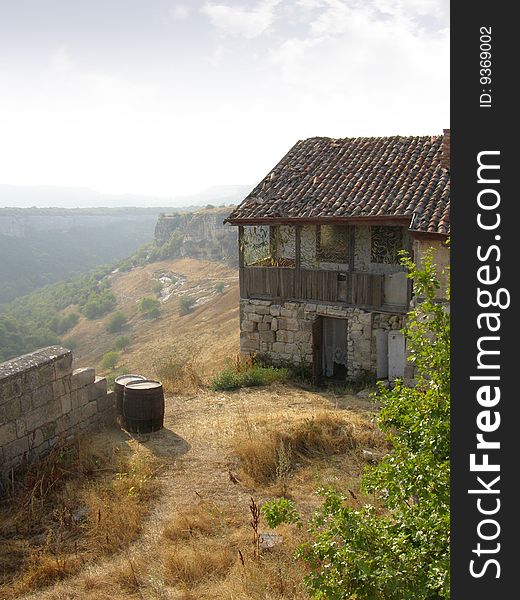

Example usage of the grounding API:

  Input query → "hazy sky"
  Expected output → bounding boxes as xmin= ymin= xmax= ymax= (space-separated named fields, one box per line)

xmin=0 ymin=0 xmax=449 ymax=198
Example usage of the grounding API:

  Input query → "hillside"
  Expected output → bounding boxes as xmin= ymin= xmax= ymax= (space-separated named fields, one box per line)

xmin=66 ymin=258 xmax=240 ymax=379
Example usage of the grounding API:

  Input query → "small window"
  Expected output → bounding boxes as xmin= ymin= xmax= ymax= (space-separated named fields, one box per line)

xmin=371 ymin=226 xmax=403 ymax=264
xmin=317 ymin=225 xmax=350 ymax=263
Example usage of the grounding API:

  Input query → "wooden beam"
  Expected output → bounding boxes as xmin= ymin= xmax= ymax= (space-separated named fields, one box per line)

xmin=295 ymin=225 xmax=301 ymax=270
xmin=238 ymin=225 xmax=245 ymax=268
xmin=348 ymin=225 xmax=355 ymax=272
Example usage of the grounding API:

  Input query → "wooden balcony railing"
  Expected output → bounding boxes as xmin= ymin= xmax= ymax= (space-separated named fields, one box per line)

xmin=239 ymin=267 xmax=390 ymax=308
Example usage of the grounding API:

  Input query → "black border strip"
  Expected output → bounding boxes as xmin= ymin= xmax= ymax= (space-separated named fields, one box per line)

xmin=451 ymin=3 xmax=516 ymax=596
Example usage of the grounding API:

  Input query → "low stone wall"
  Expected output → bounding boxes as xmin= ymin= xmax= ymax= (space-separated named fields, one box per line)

xmin=240 ymin=298 xmax=405 ymax=378
xmin=0 ymin=346 xmax=115 ymax=475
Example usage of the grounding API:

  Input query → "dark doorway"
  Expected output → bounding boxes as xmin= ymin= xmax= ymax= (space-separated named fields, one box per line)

xmin=312 ymin=316 xmax=349 ymax=384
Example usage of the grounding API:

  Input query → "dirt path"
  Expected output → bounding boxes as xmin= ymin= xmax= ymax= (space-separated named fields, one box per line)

xmin=19 ymin=384 xmax=374 ymax=600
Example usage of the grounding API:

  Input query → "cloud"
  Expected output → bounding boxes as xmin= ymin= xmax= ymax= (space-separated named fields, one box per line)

xmin=201 ymin=0 xmax=281 ymax=39
xmin=169 ymin=4 xmax=191 ymax=20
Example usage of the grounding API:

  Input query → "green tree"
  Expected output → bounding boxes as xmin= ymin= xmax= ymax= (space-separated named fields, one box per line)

xmin=106 ymin=311 xmax=127 ymax=333
xmin=265 ymin=249 xmax=450 ymax=599
xmin=115 ymin=335 xmax=131 ymax=351
xmin=101 ymin=351 xmax=119 ymax=370
xmin=138 ymin=296 xmax=161 ymax=319
xmin=179 ymin=295 xmax=195 ymax=315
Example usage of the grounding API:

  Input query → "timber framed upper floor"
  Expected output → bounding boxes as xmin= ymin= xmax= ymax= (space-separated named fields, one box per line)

xmin=225 ymin=132 xmax=450 ymax=310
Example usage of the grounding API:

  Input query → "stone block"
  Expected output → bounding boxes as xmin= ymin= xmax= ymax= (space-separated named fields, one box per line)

xmin=0 ymin=422 xmax=17 ymax=446
xmin=15 ymin=418 xmax=27 ymax=438
xmin=269 ymin=305 xmax=281 ymax=317
xmin=36 ymin=363 xmax=55 ymax=388
xmin=53 ymin=376 xmax=72 ymax=399
xmin=241 ymin=320 xmax=256 ymax=332
xmin=71 ymin=368 xmax=95 ymax=390
xmin=254 ymin=306 xmax=271 ymax=315
xmin=251 ymin=299 xmax=272 ymax=306
xmin=276 ymin=330 xmax=294 ymax=343
xmin=81 ymin=402 xmax=97 ymax=422
xmin=263 ymin=315 xmax=273 ymax=323
xmin=257 ymin=322 xmax=271 ymax=331
xmin=285 ymin=302 xmax=299 ymax=309
xmin=247 ymin=313 xmax=264 ymax=322
xmin=97 ymin=390 xmax=116 ymax=415
xmin=305 ymin=303 xmax=317 ymax=312
xmin=281 ymin=308 xmax=295 ymax=318
xmin=88 ymin=377 xmax=108 ymax=401
xmin=71 ymin=389 xmax=89 ymax=410
xmin=260 ymin=330 xmax=276 ymax=343
xmin=29 ymin=427 xmax=45 ymax=449
xmin=1 ymin=397 xmax=22 ymax=422
xmin=301 ymin=320 xmax=314 ymax=332
xmin=285 ymin=319 xmax=300 ymax=331
xmin=32 ymin=383 xmax=54 ymax=409
xmin=53 ymin=351 xmax=73 ymax=378
xmin=61 ymin=394 xmax=72 ymax=414
xmin=294 ymin=331 xmax=311 ymax=344
xmin=272 ymin=342 xmax=286 ymax=353
xmin=270 ymin=318 xmax=278 ymax=331
xmin=1 ymin=377 xmax=23 ymax=402
xmin=3 ymin=436 xmax=29 ymax=464
xmin=327 ymin=306 xmax=347 ymax=317
xmin=241 ymin=339 xmax=260 ymax=352
xmin=22 ymin=369 xmax=40 ymax=390
xmin=243 ymin=304 xmax=257 ymax=313
xmin=25 ymin=398 xmax=62 ymax=432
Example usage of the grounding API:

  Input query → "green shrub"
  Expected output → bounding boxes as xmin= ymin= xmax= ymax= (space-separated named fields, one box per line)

xmin=179 ymin=296 xmax=196 ymax=315
xmin=106 ymin=311 xmax=127 ymax=333
xmin=210 ymin=364 xmax=289 ymax=391
xmin=261 ymin=498 xmax=301 ymax=528
xmin=152 ymin=280 xmax=163 ymax=295
xmin=215 ymin=282 xmax=225 ymax=294
xmin=114 ymin=335 xmax=131 ymax=351
xmin=138 ymin=296 xmax=161 ymax=318
xmin=100 ymin=351 xmax=119 ymax=370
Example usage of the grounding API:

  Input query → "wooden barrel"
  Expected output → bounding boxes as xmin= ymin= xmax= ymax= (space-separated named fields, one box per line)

xmin=114 ymin=374 xmax=146 ymax=425
xmin=123 ymin=379 xmax=164 ymax=433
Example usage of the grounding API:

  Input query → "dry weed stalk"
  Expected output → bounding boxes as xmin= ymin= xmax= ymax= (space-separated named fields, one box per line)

xmin=249 ymin=497 xmax=260 ymax=560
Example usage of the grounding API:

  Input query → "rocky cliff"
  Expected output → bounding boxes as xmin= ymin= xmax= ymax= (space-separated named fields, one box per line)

xmin=154 ymin=207 xmax=237 ymax=265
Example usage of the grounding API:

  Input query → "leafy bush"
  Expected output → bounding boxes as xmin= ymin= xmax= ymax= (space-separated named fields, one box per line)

xmin=138 ymin=296 xmax=161 ymax=319
xmin=152 ymin=280 xmax=163 ymax=296
xmin=47 ymin=312 xmax=80 ymax=336
xmin=179 ymin=295 xmax=196 ymax=315
xmin=114 ymin=335 xmax=131 ymax=351
xmin=211 ymin=364 xmax=289 ymax=391
xmin=101 ymin=351 xmax=119 ymax=370
xmin=261 ymin=498 xmax=301 ymax=528
xmin=106 ymin=311 xmax=127 ymax=333
xmin=214 ymin=282 xmax=225 ymax=294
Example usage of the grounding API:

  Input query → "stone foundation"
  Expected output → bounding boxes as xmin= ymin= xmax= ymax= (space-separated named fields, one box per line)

xmin=240 ymin=298 xmax=405 ymax=379
xmin=0 ymin=346 xmax=115 ymax=475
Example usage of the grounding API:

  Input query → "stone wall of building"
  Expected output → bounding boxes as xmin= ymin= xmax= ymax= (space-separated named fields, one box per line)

xmin=0 ymin=346 xmax=115 ymax=475
xmin=240 ymin=298 xmax=405 ymax=379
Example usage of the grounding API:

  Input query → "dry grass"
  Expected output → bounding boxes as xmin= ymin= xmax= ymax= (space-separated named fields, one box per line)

xmin=163 ymin=501 xmax=222 ymax=541
xmin=233 ymin=410 xmax=386 ymax=486
xmin=162 ymin=540 xmax=235 ymax=587
xmin=155 ymin=344 xmax=205 ymax=394
xmin=0 ymin=432 xmax=161 ymax=597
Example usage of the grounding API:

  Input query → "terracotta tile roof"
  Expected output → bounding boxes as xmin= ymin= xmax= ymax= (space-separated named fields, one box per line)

xmin=225 ymin=134 xmax=450 ymax=235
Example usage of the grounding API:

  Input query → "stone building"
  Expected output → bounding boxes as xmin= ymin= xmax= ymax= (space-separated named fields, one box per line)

xmin=224 ymin=131 xmax=450 ymax=383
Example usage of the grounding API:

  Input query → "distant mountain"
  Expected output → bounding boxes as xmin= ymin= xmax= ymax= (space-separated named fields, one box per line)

xmin=0 ymin=184 xmax=252 ymax=209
